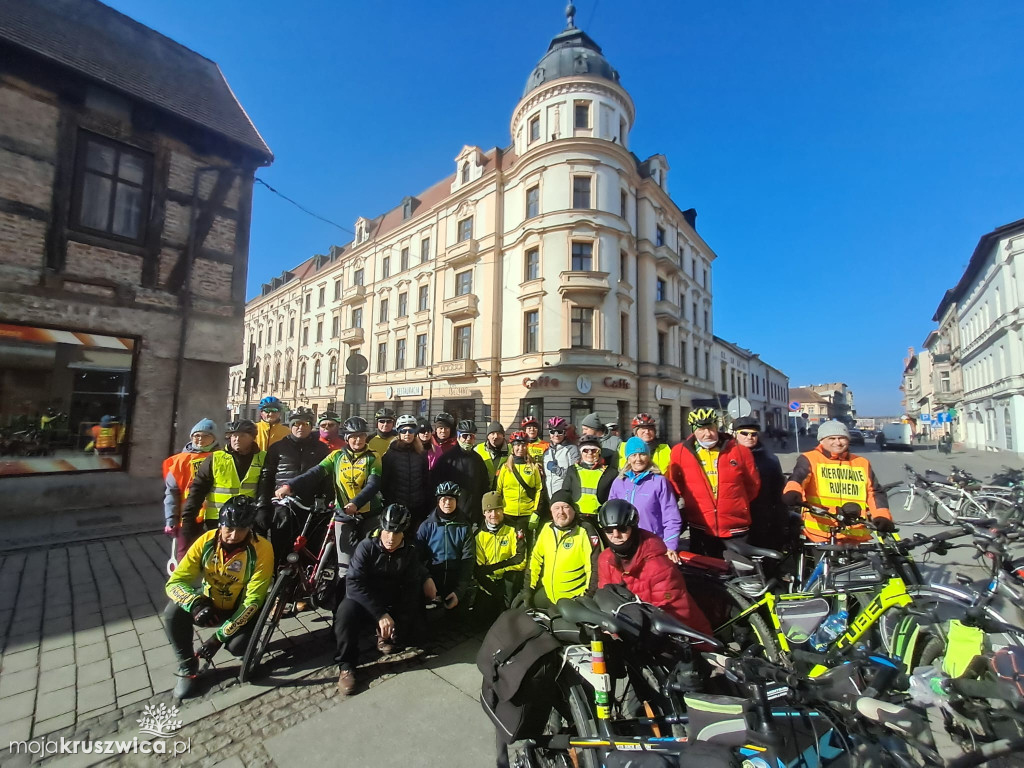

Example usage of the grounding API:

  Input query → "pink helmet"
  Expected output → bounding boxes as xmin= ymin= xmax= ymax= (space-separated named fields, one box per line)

xmin=547 ymin=417 xmax=568 ymax=430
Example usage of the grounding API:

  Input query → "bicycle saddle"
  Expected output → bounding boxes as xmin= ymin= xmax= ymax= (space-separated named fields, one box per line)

xmin=647 ymin=610 xmax=722 ymax=649
xmin=855 ymin=698 xmax=927 ymax=737
xmin=724 ymin=538 xmax=783 ymax=560
xmin=556 ymin=597 xmax=628 ymax=637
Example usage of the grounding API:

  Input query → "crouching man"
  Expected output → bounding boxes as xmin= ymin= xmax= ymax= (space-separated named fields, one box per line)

xmin=163 ymin=495 xmax=274 ymax=699
xmin=334 ymin=503 xmax=438 ymax=695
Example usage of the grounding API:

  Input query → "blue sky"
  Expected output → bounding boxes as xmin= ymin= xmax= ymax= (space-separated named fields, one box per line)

xmin=107 ymin=0 xmax=1024 ymax=415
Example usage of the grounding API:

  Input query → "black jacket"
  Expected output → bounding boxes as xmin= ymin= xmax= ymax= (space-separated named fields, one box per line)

xmin=746 ymin=442 xmax=788 ymax=551
xmin=264 ymin=434 xmax=330 ymax=499
xmin=381 ymin=440 xmax=431 ymax=519
xmin=346 ymin=535 xmax=429 ymax=619
xmin=430 ymin=446 xmax=489 ymax=521
xmin=183 ymin=445 xmax=272 ymax=523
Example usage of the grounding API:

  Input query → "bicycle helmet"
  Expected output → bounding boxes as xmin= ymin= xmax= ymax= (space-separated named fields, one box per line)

xmin=258 ymin=396 xmax=282 ymax=411
xmin=433 ymin=412 xmax=455 ymax=428
xmin=508 ymin=430 xmax=529 ymax=444
xmin=318 ymin=410 xmax=341 ymax=424
xmin=688 ymin=408 xmax=719 ymax=428
xmin=287 ymin=407 xmax=316 ymax=425
xmin=219 ymin=495 xmax=258 ymax=529
xmin=456 ymin=419 xmax=477 ymax=435
xmin=375 ymin=407 xmax=397 ymax=421
xmin=578 ymin=435 xmax=602 ymax=449
xmin=225 ymin=419 xmax=258 ymax=436
xmin=342 ymin=416 xmax=369 ymax=435
xmin=520 ymin=415 xmax=540 ymax=428
xmin=547 ymin=417 xmax=568 ymax=430
xmin=416 ymin=417 xmax=431 ymax=432
xmin=380 ymin=503 xmax=412 ymax=533
xmin=598 ymin=499 xmax=640 ymax=531
xmin=631 ymin=413 xmax=657 ymax=429
xmin=395 ymin=414 xmax=418 ymax=430
xmin=435 ymin=481 xmax=461 ymax=498
xmin=100 ymin=415 xmax=115 ymax=426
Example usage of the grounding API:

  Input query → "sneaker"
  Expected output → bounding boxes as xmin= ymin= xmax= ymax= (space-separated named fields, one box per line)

xmin=294 ymin=600 xmax=309 ymax=612
xmin=376 ymin=634 xmax=395 ymax=655
xmin=337 ymin=668 xmax=356 ymax=696
xmin=173 ymin=658 xmax=199 ymax=700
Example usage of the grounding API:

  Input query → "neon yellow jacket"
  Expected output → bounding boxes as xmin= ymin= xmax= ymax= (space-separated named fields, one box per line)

xmin=495 ymin=460 xmax=543 ymax=518
xmin=528 ymin=520 xmax=600 ymax=603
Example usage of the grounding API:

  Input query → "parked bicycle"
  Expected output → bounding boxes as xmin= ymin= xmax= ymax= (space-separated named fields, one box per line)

xmin=889 ymin=465 xmax=1016 ymax=526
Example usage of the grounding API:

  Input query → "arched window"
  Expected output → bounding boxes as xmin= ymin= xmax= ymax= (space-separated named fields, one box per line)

xmin=273 ymin=362 xmax=280 ymax=387
xmin=1005 ymin=409 xmax=1014 ymax=451
xmin=313 ymin=359 xmax=321 ymax=387
xmin=252 ymin=363 xmax=260 ymax=388
xmin=299 ymin=362 xmax=306 ymax=387
xmin=329 ymin=356 xmax=338 ymax=385
xmin=461 ymin=163 xmax=470 ymax=183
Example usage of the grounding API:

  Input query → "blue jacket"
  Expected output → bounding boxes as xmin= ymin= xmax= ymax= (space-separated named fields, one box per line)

xmin=416 ymin=508 xmax=474 ymax=601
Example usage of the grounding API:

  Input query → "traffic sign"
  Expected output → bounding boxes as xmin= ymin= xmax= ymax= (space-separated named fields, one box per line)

xmin=727 ymin=397 xmax=752 ymax=419
xmin=919 ymin=414 xmax=932 ymax=424
xmin=789 ymin=401 xmax=800 ymax=411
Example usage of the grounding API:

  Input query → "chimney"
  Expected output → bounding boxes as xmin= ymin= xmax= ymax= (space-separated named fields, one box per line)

xmin=682 ymin=208 xmax=697 ymax=230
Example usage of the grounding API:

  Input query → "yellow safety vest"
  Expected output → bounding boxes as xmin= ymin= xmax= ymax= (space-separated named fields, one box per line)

xmin=574 ymin=466 xmax=605 ymax=517
xmin=207 ymin=449 xmax=266 ymax=520
xmin=475 ymin=443 xmax=507 ymax=486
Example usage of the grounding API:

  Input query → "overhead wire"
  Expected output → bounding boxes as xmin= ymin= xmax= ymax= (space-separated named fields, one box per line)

xmin=254 ymin=177 xmax=355 ymax=236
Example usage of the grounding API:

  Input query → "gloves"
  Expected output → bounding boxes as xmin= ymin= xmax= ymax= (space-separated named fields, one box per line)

xmin=872 ymin=516 xmax=895 ymax=533
xmin=190 ymin=596 xmax=220 ymax=628
xmin=511 ymin=588 xmax=535 ymax=611
xmin=164 ymin=525 xmax=176 ymax=536
xmin=196 ymin=635 xmax=223 ymax=661
xmin=273 ymin=504 xmax=291 ymax=529
xmin=546 ymin=460 xmax=557 ymax=472
xmin=782 ymin=490 xmax=802 ymax=506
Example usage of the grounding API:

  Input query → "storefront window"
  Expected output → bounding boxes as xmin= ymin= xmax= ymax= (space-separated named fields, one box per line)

xmin=0 ymin=323 xmax=135 ymax=476
xmin=569 ymin=398 xmax=593 ymax=432
xmin=520 ymin=397 xmax=544 ymax=429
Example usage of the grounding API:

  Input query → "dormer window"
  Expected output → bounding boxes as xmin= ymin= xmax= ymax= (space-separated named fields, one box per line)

xmin=461 ymin=163 xmax=470 ymax=184
xmin=402 ymin=196 xmax=414 ymax=220
xmin=355 ymin=217 xmax=371 ymax=244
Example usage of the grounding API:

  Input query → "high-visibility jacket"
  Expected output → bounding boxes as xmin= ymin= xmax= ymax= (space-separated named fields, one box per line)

xmin=529 ymin=520 xmax=600 ymax=603
xmin=255 ymin=421 xmax=289 ymax=452
xmin=495 ymin=460 xmax=543 ymax=518
xmin=91 ymin=425 xmax=121 ymax=450
xmin=784 ymin=446 xmax=892 ymax=542
xmin=619 ymin=440 xmax=672 ymax=474
xmin=475 ymin=442 xmax=508 ymax=488
xmin=165 ymin=529 xmax=274 ymax=641
xmin=207 ymin=449 xmax=267 ymax=520
xmin=162 ymin=447 xmax=214 ymax=527
xmin=526 ymin=439 xmax=548 ymax=462
xmin=475 ymin=523 xmax=527 ymax=579
xmin=570 ymin=464 xmax=609 ymax=517
xmin=368 ymin=433 xmax=396 ymax=458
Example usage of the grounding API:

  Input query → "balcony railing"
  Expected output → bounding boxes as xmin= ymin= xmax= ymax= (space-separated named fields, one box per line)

xmin=341 ymin=285 xmax=366 ymax=306
xmin=442 ymin=238 xmax=479 ymax=268
xmin=557 ymin=270 xmax=610 ymax=299
xmin=441 ymin=293 xmax=479 ymax=319
xmin=654 ymin=244 xmax=684 ymax=274
xmin=654 ymin=300 xmax=680 ymax=322
xmin=436 ymin=359 xmax=478 ymax=378
xmin=339 ymin=327 xmax=364 ymax=345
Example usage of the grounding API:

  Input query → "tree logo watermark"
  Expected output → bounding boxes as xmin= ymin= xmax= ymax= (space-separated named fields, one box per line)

xmin=137 ymin=703 xmax=183 ymax=738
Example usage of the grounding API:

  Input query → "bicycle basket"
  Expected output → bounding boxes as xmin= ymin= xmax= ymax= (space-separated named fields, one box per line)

xmin=776 ymin=597 xmax=830 ymax=644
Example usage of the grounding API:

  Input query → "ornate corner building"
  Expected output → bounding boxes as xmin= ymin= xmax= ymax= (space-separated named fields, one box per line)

xmin=232 ymin=9 xmax=774 ymax=439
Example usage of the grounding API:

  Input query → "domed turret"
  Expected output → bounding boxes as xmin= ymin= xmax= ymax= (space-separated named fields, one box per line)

xmin=523 ymin=3 xmax=621 ymax=97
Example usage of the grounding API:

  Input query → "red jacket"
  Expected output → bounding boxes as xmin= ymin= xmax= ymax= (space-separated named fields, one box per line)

xmin=667 ymin=435 xmax=760 ymax=538
xmin=598 ymin=530 xmax=712 ymax=637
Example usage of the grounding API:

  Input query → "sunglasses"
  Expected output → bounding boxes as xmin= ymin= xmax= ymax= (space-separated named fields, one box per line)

xmin=290 ymin=421 xmax=313 ymax=427
xmin=603 ymin=525 xmax=630 ymax=534
xmin=458 ymin=433 xmax=476 ymax=439
xmin=398 ymin=427 xmax=417 ymax=435
xmin=548 ymin=429 xmax=565 ymax=436
xmin=378 ymin=419 xmax=394 ymax=424
xmin=580 ymin=447 xmax=600 ymax=453
xmin=261 ymin=408 xmax=280 ymax=413
xmin=736 ymin=430 xmax=759 ymax=437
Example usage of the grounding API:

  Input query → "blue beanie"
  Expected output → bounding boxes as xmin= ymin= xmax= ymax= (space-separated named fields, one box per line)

xmin=625 ymin=436 xmax=649 ymax=457
xmin=190 ymin=418 xmax=217 ymax=436
xmin=100 ymin=415 xmax=114 ymax=426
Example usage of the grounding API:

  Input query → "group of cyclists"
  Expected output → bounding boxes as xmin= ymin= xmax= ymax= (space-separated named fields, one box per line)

xmin=160 ymin=394 xmax=893 ymax=700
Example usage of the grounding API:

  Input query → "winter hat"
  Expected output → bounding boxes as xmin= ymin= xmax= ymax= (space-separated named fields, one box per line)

xmin=731 ymin=417 xmax=760 ymax=432
xmin=190 ymin=418 xmax=217 ymax=436
xmin=548 ymin=489 xmax=578 ymax=512
xmin=580 ymin=412 xmax=605 ymax=430
xmin=624 ymin=436 xmax=649 ymax=458
xmin=486 ymin=421 xmax=505 ymax=435
xmin=817 ymin=421 xmax=851 ymax=441
xmin=481 ymin=491 xmax=504 ymax=511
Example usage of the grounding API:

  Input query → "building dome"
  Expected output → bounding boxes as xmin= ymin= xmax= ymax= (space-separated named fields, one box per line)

xmin=523 ymin=4 xmax=621 ymax=98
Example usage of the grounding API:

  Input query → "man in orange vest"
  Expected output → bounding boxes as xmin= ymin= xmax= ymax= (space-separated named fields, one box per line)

xmin=783 ymin=420 xmax=893 ymax=542
xmin=90 ymin=415 xmax=123 ymax=454
xmin=163 ymin=419 xmax=219 ymax=560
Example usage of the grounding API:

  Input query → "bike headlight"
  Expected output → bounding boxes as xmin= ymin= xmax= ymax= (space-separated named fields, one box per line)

xmin=286 ymin=552 xmax=300 ymax=564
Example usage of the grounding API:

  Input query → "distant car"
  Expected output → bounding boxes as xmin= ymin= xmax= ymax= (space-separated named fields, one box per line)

xmin=849 ymin=429 xmax=865 ymax=446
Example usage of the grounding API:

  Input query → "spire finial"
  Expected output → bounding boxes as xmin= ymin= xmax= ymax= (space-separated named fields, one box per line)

xmin=565 ymin=2 xmax=576 ymax=29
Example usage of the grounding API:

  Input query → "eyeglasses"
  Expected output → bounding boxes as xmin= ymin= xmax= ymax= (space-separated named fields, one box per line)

xmin=398 ymin=427 xmax=417 ymax=435
xmin=290 ymin=421 xmax=312 ymax=428
xmin=458 ymin=434 xmax=476 ymax=440
xmin=580 ymin=447 xmax=600 ymax=454
xmin=548 ymin=430 xmax=565 ymax=436
xmin=736 ymin=430 xmax=759 ymax=437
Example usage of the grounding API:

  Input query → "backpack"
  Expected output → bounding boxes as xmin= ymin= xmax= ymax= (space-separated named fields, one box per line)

xmin=477 ymin=608 xmax=562 ymax=741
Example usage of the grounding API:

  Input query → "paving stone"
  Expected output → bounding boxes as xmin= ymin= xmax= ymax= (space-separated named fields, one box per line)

xmin=116 ymin=688 xmax=153 ymax=709
xmin=137 ymin=630 xmax=167 ymax=651
xmin=74 ymin=627 xmax=106 ymax=646
xmin=40 ymin=645 xmax=76 ymax=670
xmin=77 ymin=703 xmax=116 ymax=721
xmin=107 ymin=631 xmax=140 ymax=652
xmin=77 ymin=660 xmax=112 ymax=687
xmin=75 ymin=643 xmax=109 ymax=665
xmin=114 ymin=665 xmax=150 ymax=696
xmin=31 ymin=712 xmax=76 ymax=738
xmin=38 ymin=664 xmax=77 ymax=693
xmin=104 ymin=619 xmax=135 ymax=638
xmin=0 ymin=648 xmax=38 ymax=674
xmin=44 ymin=601 xmax=73 ymax=620
xmin=132 ymin=615 xmax=163 ymax=634
xmin=0 ymin=716 xmax=32 ymax=746
xmin=35 ymin=686 xmax=77 ymax=721
xmin=0 ymin=667 xmax=36 ymax=697
xmin=111 ymin=647 xmax=145 ymax=673
xmin=76 ymin=680 xmax=115 ymax=713
xmin=40 ymin=630 xmax=76 ymax=652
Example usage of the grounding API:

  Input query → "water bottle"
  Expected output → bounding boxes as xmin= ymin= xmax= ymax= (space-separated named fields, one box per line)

xmin=808 ymin=609 xmax=848 ymax=652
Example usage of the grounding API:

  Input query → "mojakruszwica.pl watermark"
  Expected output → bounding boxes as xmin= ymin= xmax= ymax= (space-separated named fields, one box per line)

xmin=9 ymin=703 xmax=191 ymax=757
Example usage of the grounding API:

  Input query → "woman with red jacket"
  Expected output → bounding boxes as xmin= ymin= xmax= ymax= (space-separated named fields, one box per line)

xmin=596 ymin=499 xmax=712 ymax=637
xmin=666 ymin=408 xmax=760 ymax=558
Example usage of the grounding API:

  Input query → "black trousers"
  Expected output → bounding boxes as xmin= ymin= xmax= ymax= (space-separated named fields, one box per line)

xmin=333 ymin=594 xmax=424 ymax=671
xmin=162 ymin=600 xmax=254 ymax=664
xmin=688 ymin=530 xmax=747 ymax=560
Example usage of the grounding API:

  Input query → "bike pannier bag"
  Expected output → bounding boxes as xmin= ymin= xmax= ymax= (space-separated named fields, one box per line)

xmin=683 ymin=693 xmax=753 ymax=746
xmin=776 ymin=597 xmax=830 ymax=644
xmin=477 ymin=608 xmax=562 ymax=740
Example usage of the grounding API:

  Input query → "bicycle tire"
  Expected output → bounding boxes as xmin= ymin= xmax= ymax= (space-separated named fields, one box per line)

xmin=720 ymin=586 xmax=787 ymax=665
xmin=238 ymin=572 xmax=295 ymax=682
xmin=527 ymin=674 xmax=601 ymax=768
xmin=310 ymin=541 xmax=337 ymax=612
xmin=887 ymin=488 xmax=933 ymax=526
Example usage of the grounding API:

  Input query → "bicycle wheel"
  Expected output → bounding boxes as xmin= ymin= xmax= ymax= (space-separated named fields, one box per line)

xmin=717 ymin=586 xmax=787 ymax=665
xmin=239 ymin=572 xmax=296 ymax=682
xmin=524 ymin=674 xmax=601 ymax=768
xmin=887 ymin=488 xmax=933 ymax=525
xmin=971 ymin=495 xmax=1019 ymax=525
xmin=310 ymin=540 xmax=337 ymax=612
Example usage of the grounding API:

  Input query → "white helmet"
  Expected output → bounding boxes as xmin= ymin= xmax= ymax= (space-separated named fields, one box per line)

xmin=396 ymin=414 xmax=418 ymax=430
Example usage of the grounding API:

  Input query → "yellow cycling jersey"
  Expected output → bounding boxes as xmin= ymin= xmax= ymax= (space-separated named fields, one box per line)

xmin=255 ymin=421 xmax=289 ymax=452
xmin=529 ymin=521 xmax=600 ymax=604
xmin=165 ymin=529 xmax=274 ymax=640
xmin=476 ymin=524 xmax=527 ymax=578
xmin=319 ymin=447 xmax=382 ymax=513
xmin=495 ymin=461 xmax=543 ymax=518
xmin=367 ymin=433 xmax=396 ymax=458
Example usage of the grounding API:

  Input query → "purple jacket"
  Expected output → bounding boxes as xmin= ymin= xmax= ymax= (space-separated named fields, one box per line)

xmin=608 ymin=469 xmax=682 ymax=549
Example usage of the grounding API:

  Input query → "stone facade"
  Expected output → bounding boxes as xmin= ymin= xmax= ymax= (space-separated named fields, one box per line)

xmin=0 ymin=14 xmax=271 ymax=512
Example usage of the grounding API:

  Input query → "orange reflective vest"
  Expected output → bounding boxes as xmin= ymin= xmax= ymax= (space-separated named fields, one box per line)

xmin=163 ymin=450 xmax=212 ymax=524
xmin=92 ymin=425 xmax=121 ymax=450
xmin=784 ymin=447 xmax=892 ymax=542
